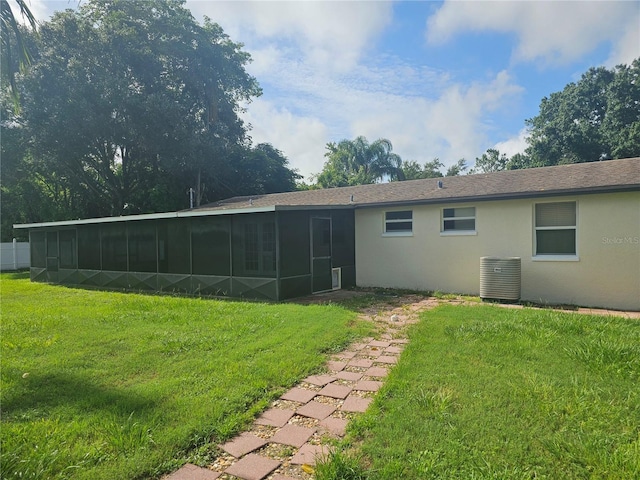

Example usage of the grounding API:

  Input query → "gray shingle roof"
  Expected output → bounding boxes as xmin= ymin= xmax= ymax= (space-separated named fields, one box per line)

xmin=14 ymin=158 xmax=640 ymax=229
xmin=195 ymin=157 xmax=640 ymax=212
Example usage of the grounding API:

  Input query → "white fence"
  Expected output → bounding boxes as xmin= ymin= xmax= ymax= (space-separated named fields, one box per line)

xmin=0 ymin=240 xmax=30 ymax=271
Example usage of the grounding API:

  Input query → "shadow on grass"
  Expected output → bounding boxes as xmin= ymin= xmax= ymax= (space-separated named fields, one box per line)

xmin=0 ymin=270 xmax=30 ymax=280
xmin=3 ymin=370 xmax=156 ymax=419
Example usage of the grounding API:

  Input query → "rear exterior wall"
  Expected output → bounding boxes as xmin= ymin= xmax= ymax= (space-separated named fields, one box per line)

xmin=355 ymin=191 xmax=640 ymax=311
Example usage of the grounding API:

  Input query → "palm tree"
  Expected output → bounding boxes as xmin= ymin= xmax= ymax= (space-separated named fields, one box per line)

xmin=1 ymin=0 xmax=38 ymax=109
xmin=345 ymin=136 xmax=403 ymax=183
xmin=316 ymin=136 xmax=404 ymax=188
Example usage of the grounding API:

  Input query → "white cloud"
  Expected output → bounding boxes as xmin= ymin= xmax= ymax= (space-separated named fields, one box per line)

xmin=493 ymin=128 xmax=529 ymax=158
xmin=242 ymin=99 xmax=329 ymax=180
xmin=187 ymin=0 xmax=394 ymax=71
xmin=426 ymin=1 xmax=640 ymax=66
xmin=606 ymin=20 xmax=640 ymax=67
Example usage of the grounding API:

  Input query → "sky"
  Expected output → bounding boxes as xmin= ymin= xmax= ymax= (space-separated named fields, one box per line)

xmin=18 ymin=0 xmax=640 ymax=181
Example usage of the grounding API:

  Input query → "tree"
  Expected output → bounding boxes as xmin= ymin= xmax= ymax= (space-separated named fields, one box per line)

xmin=399 ymin=158 xmax=466 ymax=179
xmin=399 ymin=158 xmax=443 ymax=180
xmin=314 ymin=136 xmax=403 ymax=187
xmin=525 ymin=59 xmax=640 ymax=166
xmin=471 ymin=149 xmax=509 ymax=173
xmin=11 ymin=0 xmax=267 ymax=221
xmin=445 ymin=158 xmax=468 ymax=177
xmin=1 ymin=0 xmax=37 ymax=110
xmin=212 ymin=143 xmax=301 ymax=198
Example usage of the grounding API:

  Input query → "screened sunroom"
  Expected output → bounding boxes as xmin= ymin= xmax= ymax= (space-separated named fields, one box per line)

xmin=22 ymin=207 xmax=355 ymax=301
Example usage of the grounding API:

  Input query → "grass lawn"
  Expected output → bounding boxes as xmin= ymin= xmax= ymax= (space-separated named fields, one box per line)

xmin=343 ymin=304 xmax=640 ymax=480
xmin=0 ymin=273 xmax=370 ymax=480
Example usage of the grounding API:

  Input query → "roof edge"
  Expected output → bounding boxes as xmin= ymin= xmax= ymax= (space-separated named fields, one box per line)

xmin=13 ymin=205 xmax=277 ymax=229
xmin=354 ymin=184 xmax=640 ymax=209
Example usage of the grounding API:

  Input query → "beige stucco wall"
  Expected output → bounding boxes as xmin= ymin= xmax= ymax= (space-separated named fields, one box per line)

xmin=355 ymin=191 xmax=640 ymax=311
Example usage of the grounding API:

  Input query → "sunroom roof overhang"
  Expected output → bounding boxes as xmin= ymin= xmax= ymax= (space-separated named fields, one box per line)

xmin=12 ymin=204 xmax=355 ymax=230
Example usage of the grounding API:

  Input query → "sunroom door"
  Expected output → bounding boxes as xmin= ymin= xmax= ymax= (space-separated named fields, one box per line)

xmin=311 ymin=217 xmax=332 ymax=293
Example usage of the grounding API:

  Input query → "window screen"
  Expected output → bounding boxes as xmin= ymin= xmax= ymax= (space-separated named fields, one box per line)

xmin=535 ymin=202 xmax=577 ymax=255
xmin=30 ymin=231 xmax=46 ymax=268
xmin=232 ymin=215 xmax=276 ymax=277
xmin=128 ymin=223 xmax=157 ymax=272
xmin=78 ymin=225 xmax=101 ymax=270
xmin=384 ymin=210 xmax=412 ymax=233
xmin=443 ymin=207 xmax=476 ymax=232
xmin=59 ymin=230 xmax=77 ymax=269
xmin=191 ymin=217 xmax=231 ymax=276
xmin=101 ymin=224 xmax=127 ymax=271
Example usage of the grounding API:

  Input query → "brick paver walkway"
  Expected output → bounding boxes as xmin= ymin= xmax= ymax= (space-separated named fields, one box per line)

xmin=164 ymin=293 xmax=639 ymax=480
xmin=164 ymin=293 xmax=437 ymax=480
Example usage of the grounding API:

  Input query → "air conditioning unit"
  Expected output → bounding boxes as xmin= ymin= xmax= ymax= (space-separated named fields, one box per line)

xmin=480 ymin=257 xmax=521 ymax=301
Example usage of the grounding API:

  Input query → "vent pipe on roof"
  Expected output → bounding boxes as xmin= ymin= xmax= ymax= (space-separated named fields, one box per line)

xmin=437 ymin=180 xmax=443 ymax=189
xmin=350 ymin=194 xmax=354 ymax=203
xmin=249 ymin=197 xmax=253 ymax=206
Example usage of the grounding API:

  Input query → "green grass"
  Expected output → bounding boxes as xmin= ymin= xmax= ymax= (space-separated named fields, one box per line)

xmin=0 ymin=273 xmax=370 ymax=479
xmin=346 ymin=304 xmax=640 ymax=479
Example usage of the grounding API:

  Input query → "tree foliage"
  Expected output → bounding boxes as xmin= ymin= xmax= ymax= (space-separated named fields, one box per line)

xmin=0 ymin=0 xmax=37 ymax=109
xmin=314 ymin=136 xmax=403 ymax=187
xmin=1 ymin=0 xmax=300 ymax=239
xmin=400 ymin=158 xmax=467 ymax=179
xmin=525 ymin=59 xmax=640 ymax=166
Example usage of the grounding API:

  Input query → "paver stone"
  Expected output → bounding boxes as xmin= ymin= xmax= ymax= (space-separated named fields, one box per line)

xmin=296 ymin=401 xmax=336 ymax=420
xmin=290 ymin=443 xmax=333 ymax=466
xmin=280 ymin=387 xmax=317 ymax=403
xmin=376 ymin=355 xmax=398 ymax=364
xmin=326 ymin=360 xmax=347 ymax=372
xmin=348 ymin=358 xmax=374 ymax=368
xmin=254 ymin=408 xmax=295 ymax=428
xmin=220 ymin=433 xmax=267 ymax=458
xmin=303 ymin=374 xmax=336 ymax=386
xmin=318 ymin=383 xmax=352 ymax=399
xmin=334 ymin=350 xmax=357 ymax=360
xmin=354 ymin=380 xmax=383 ymax=392
xmin=164 ymin=463 xmax=221 ymax=480
xmin=269 ymin=424 xmax=316 ymax=448
xmin=384 ymin=346 xmax=403 ymax=354
xmin=342 ymin=395 xmax=372 ymax=413
xmin=365 ymin=366 xmax=388 ymax=378
xmin=224 ymin=454 xmax=280 ymax=480
xmin=334 ymin=370 xmax=363 ymax=381
xmin=318 ymin=417 xmax=349 ymax=437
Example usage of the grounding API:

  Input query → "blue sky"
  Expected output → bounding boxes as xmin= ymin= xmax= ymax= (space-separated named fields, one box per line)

xmin=23 ymin=1 xmax=640 ymax=180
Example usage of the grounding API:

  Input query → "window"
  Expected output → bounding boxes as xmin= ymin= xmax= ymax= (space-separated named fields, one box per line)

xmin=442 ymin=207 xmax=476 ymax=233
xmin=384 ymin=210 xmax=412 ymax=235
xmin=535 ymin=202 xmax=577 ymax=256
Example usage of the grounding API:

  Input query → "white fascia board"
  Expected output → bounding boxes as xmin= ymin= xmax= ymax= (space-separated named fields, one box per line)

xmin=13 ymin=206 xmax=277 ymax=229
xmin=178 ymin=206 xmax=275 ymax=218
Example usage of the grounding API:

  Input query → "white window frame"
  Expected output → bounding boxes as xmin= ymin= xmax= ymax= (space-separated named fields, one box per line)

xmin=440 ymin=206 xmax=477 ymax=236
xmin=532 ymin=201 xmax=579 ymax=261
xmin=383 ymin=210 xmax=413 ymax=237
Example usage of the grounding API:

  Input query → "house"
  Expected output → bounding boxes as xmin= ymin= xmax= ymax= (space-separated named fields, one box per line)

xmin=14 ymin=157 xmax=640 ymax=310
